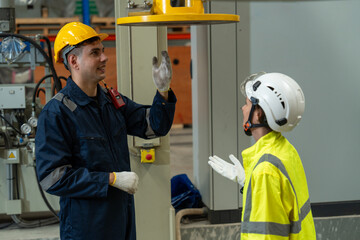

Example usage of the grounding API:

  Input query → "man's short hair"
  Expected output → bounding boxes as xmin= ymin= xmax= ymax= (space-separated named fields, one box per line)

xmin=68 ymin=36 xmax=101 ymax=58
xmin=63 ymin=36 xmax=101 ymax=71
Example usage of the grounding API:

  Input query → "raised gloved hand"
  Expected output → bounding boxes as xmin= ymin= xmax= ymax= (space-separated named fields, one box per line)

xmin=208 ymin=154 xmax=245 ymax=187
xmin=152 ymin=51 xmax=172 ymax=92
xmin=110 ymin=172 xmax=139 ymax=194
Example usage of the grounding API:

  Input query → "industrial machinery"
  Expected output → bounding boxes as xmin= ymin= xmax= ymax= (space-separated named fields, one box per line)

xmin=117 ymin=0 xmax=239 ymax=26
xmin=0 ymin=0 xmax=61 ymax=228
xmin=116 ymin=1 xmax=360 ymax=239
xmin=115 ymin=1 xmax=239 ymax=239
xmin=0 ymin=0 xmax=243 ymax=236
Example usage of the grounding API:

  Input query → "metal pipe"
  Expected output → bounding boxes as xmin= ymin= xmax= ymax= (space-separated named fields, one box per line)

xmin=175 ymin=207 xmax=207 ymax=240
xmin=7 ymin=164 xmax=13 ymax=201
xmin=82 ymin=0 xmax=91 ymax=26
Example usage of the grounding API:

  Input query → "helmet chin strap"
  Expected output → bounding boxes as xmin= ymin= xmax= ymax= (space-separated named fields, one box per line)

xmin=243 ymin=97 xmax=268 ymax=136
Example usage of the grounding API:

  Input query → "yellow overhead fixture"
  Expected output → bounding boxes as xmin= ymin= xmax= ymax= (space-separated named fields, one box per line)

xmin=117 ymin=0 xmax=239 ymax=26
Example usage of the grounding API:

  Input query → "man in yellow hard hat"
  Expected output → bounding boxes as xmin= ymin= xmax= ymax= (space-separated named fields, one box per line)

xmin=35 ymin=22 xmax=176 ymax=240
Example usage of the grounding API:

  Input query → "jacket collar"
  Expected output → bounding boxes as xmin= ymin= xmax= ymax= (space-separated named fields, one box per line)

xmin=66 ymin=77 xmax=111 ymax=107
xmin=241 ymin=131 xmax=282 ymax=172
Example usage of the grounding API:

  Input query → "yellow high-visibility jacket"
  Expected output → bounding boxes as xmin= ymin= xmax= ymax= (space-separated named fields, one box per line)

xmin=241 ymin=131 xmax=316 ymax=240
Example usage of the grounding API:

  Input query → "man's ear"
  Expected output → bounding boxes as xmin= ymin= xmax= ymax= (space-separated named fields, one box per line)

xmin=254 ymin=106 xmax=265 ymax=123
xmin=68 ymin=54 xmax=79 ymax=71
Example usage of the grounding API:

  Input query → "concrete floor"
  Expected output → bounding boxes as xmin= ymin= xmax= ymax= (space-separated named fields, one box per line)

xmin=0 ymin=127 xmax=194 ymax=240
xmin=0 ymin=224 xmax=59 ymax=240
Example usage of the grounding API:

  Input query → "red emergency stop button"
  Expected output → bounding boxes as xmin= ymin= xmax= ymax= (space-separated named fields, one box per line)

xmin=141 ymin=148 xmax=155 ymax=163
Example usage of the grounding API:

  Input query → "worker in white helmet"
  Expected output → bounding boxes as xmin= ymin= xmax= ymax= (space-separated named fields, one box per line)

xmin=208 ymin=72 xmax=316 ymax=240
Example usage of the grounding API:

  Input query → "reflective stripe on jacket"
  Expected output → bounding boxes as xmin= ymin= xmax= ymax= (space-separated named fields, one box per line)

xmin=35 ymin=77 xmax=176 ymax=240
xmin=241 ymin=131 xmax=316 ymax=240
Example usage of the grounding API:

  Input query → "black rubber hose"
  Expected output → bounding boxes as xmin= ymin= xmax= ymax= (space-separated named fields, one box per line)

xmin=32 ymin=75 xmax=66 ymax=111
xmin=51 ymin=76 xmax=67 ymax=96
xmin=32 ymin=74 xmax=56 ymax=112
xmin=39 ymin=35 xmax=54 ymax=66
xmin=59 ymin=76 xmax=67 ymax=82
xmin=51 ymin=77 xmax=65 ymax=96
xmin=32 ymin=74 xmax=52 ymax=108
xmin=54 ymin=76 xmax=67 ymax=95
xmin=0 ymin=33 xmax=62 ymax=93
xmin=36 ymin=88 xmax=45 ymax=97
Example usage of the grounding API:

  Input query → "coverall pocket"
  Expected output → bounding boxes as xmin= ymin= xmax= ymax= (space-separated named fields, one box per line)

xmin=79 ymin=136 xmax=113 ymax=171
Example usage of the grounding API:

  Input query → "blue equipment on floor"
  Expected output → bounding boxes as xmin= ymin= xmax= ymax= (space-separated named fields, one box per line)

xmin=171 ymin=174 xmax=202 ymax=212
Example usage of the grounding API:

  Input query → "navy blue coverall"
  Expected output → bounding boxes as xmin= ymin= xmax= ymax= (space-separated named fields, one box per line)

xmin=35 ymin=77 xmax=176 ymax=240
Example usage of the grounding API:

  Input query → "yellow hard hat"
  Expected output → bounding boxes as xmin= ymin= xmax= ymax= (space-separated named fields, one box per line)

xmin=54 ymin=22 xmax=108 ymax=63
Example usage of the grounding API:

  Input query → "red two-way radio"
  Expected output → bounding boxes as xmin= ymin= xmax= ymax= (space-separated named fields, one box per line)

xmin=102 ymin=81 xmax=125 ymax=109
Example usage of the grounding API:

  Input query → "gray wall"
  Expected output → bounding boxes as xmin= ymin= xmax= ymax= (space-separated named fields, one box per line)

xmin=249 ymin=0 xmax=360 ymax=203
xmin=194 ymin=0 xmax=360 ymax=211
xmin=192 ymin=1 xmax=251 ymax=211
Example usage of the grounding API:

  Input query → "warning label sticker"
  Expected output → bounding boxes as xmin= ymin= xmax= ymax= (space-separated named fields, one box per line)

xmin=8 ymin=150 xmax=17 ymax=160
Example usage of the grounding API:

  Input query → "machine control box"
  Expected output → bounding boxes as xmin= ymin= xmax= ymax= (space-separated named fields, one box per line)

xmin=0 ymin=86 xmax=26 ymax=109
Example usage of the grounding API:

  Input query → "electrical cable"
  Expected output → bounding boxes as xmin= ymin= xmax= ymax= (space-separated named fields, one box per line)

xmin=0 ymin=114 xmax=23 ymax=136
xmin=0 ymin=33 xmax=62 ymax=93
xmin=0 ymin=222 xmax=13 ymax=229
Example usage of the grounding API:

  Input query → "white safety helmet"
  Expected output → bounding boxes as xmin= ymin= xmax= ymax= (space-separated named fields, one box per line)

xmin=240 ymin=72 xmax=305 ymax=132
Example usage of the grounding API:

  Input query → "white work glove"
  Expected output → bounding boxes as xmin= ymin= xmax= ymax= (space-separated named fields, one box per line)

xmin=208 ymin=154 xmax=245 ymax=187
xmin=152 ymin=51 xmax=172 ymax=92
xmin=110 ymin=172 xmax=139 ymax=194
